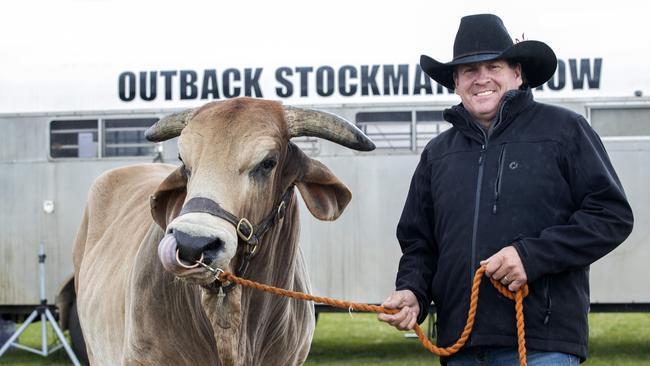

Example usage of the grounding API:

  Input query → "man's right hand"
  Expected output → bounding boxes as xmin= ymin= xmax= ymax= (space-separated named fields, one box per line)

xmin=377 ymin=289 xmax=420 ymax=330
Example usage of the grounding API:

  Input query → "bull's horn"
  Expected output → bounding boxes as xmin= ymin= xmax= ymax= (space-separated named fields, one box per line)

xmin=284 ymin=106 xmax=375 ymax=151
xmin=145 ymin=109 xmax=197 ymax=142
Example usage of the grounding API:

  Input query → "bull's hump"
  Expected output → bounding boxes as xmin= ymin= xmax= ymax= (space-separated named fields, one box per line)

xmin=94 ymin=163 xmax=174 ymax=191
xmin=88 ymin=163 xmax=176 ymax=217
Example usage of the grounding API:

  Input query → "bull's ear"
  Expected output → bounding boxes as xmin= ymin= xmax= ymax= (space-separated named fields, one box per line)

xmin=150 ymin=167 xmax=187 ymax=230
xmin=296 ymin=157 xmax=351 ymax=221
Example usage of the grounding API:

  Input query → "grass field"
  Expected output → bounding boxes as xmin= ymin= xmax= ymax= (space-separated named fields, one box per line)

xmin=1 ymin=313 xmax=649 ymax=365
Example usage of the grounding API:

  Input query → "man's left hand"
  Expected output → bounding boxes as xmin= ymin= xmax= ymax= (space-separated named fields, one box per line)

xmin=480 ymin=246 xmax=528 ymax=292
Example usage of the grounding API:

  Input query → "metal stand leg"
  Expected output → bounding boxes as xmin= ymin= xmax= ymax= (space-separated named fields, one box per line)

xmin=0 ymin=311 xmax=39 ymax=356
xmin=0 ymin=243 xmax=81 ymax=365
xmin=46 ymin=308 xmax=81 ymax=365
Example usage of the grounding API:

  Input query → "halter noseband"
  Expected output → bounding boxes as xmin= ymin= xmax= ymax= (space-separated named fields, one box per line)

xmin=177 ymin=186 xmax=294 ymax=291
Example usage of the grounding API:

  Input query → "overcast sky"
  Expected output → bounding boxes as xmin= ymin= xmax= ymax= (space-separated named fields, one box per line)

xmin=3 ymin=0 xmax=643 ymax=65
xmin=1 ymin=0 xmax=647 ymax=112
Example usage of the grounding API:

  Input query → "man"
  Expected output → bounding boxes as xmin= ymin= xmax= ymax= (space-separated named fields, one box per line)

xmin=378 ymin=14 xmax=633 ymax=365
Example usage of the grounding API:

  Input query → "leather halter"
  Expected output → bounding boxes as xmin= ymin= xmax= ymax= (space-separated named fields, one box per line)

xmin=177 ymin=186 xmax=294 ymax=292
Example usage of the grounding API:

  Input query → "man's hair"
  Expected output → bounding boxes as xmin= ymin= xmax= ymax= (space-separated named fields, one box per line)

xmin=507 ymin=60 xmax=528 ymax=88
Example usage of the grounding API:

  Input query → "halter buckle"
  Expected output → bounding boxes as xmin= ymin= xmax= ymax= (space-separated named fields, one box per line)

xmin=236 ymin=218 xmax=254 ymax=242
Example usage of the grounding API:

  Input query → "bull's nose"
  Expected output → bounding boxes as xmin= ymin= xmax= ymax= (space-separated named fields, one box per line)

xmin=173 ymin=230 xmax=223 ymax=263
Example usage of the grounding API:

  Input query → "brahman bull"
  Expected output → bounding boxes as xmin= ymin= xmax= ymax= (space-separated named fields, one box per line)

xmin=73 ymin=97 xmax=374 ymax=366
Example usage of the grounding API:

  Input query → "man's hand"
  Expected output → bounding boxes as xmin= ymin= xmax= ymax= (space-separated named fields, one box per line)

xmin=480 ymin=245 xmax=528 ymax=292
xmin=377 ymin=289 xmax=420 ymax=330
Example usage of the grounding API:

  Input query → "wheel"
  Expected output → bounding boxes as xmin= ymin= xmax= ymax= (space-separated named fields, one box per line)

xmin=69 ymin=299 xmax=90 ymax=365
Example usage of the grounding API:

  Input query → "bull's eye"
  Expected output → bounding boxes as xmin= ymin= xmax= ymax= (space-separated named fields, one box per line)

xmin=250 ymin=157 xmax=278 ymax=178
xmin=260 ymin=158 xmax=277 ymax=171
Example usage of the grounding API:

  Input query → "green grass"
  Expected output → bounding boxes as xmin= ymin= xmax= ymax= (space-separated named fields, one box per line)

xmin=306 ymin=313 xmax=650 ymax=366
xmin=0 ymin=321 xmax=72 ymax=366
xmin=584 ymin=313 xmax=650 ymax=365
xmin=1 ymin=313 xmax=649 ymax=365
xmin=305 ymin=313 xmax=437 ymax=365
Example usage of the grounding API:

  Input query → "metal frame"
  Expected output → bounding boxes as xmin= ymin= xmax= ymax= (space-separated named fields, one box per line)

xmin=0 ymin=244 xmax=80 ymax=365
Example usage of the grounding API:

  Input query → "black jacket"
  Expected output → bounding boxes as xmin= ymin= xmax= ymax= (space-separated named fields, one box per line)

xmin=395 ymin=88 xmax=633 ymax=361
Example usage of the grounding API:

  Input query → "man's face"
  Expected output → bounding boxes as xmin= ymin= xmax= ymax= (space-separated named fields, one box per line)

xmin=454 ymin=60 xmax=523 ymax=126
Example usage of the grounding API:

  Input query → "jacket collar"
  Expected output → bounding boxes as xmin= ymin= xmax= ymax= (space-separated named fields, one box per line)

xmin=443 ymin=87 xmax=534 ymax=141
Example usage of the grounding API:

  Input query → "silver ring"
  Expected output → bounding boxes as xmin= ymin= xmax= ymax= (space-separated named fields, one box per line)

xmin=503 ymin=275 xmax=510 ymax=283
xmin=175 ymin=249 xmax=203 ymax=269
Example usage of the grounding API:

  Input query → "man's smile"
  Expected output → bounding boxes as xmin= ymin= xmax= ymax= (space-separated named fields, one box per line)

xmin=475 ymin=90 xmax=496 ymax=97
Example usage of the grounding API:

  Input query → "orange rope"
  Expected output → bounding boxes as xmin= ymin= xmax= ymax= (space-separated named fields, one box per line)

xmin=217 ymin=265 xmax=529 ymax=366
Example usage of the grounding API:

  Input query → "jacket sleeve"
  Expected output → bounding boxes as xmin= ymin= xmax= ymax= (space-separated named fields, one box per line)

xmin=395 ymin=149 xmax=439 ymax=324
xmin=513 ymin=116 xmax=634 ymax=283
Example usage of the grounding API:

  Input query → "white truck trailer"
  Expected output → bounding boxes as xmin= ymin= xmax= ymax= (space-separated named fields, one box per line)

xmin=1 ymin=0 xmax=648 ymax=359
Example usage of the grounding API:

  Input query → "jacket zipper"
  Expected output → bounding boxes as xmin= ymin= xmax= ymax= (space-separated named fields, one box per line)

xmin=492 ymin=145 xmax=507 ymax=214
xmin=469 ymin=102 xmax=508 ymax=280
xmin=543 ymin=276 xmax=553 ymax=325
xmin=470 ymin=135 xmax=487 ymax=280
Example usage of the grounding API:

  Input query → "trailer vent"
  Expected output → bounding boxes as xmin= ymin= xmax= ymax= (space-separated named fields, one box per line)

xmin=355 ymin=110 xmax=449 ymax=151
xmin=103 ymin=118 xmax=158 ymax=157
xmin=50 ymin=118 xmax=158 ymax=159
xmin=50 ymin=119 xmax=99 ymax=158
xmin=590 ymin=107 xmax=650 ymax=137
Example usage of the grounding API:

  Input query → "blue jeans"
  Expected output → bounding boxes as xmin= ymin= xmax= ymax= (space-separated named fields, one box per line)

xmin=447 ymin=347 xmax=579 ymax=366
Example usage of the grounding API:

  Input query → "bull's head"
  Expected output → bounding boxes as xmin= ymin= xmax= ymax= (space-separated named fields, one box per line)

xmin=146 ymin=98 xmax=374 ymax=284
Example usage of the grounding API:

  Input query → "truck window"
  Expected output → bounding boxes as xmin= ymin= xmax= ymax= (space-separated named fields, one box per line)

xmin=415 ymin=111 xmax=450 ymax=149
xmin=355 ymin=110 xmax=449 ymax=151
xmin=50 ymin=117 xmax=158 ymax=159
xmin=103 ymin=118 xmax=158 ymax=157
xmin=50 ymin=119 xmax=99 ymax=158
xmin=590 ymin=107 xmax=650 ymax=137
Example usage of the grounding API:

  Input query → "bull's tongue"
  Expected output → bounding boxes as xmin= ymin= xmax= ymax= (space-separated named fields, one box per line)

xmin=158 ymin=233 xmax=185 ymax=273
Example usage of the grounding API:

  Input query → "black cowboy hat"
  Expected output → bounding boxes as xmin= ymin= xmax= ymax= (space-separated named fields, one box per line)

xmin=420 ymin=14 xmax=557 ymax=90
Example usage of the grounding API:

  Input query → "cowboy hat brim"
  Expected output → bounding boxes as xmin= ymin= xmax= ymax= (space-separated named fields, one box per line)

xmin=420 ymin=40 xmax=557 ymax=90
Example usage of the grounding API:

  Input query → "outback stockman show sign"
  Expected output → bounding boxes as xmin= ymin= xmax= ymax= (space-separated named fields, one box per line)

xmin=118 ymin=59 xmax=603 ymax=103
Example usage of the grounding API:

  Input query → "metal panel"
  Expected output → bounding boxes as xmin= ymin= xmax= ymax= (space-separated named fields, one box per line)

xmin=0 ymin=158 xmax=155 ymax=305
xmin=0 ymin=117 xmax=47 ymax=161
xmin=300 ymin=154 xmax=417 ymax=303
xmin=590 ymin=139 xmax=650 ymax=303
xmin=1 ymin=100 xmax=649 ymax=310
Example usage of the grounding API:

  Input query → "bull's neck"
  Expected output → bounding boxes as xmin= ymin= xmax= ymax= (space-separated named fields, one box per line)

xmin=201 ymin=197 xmax=313 ymax=365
